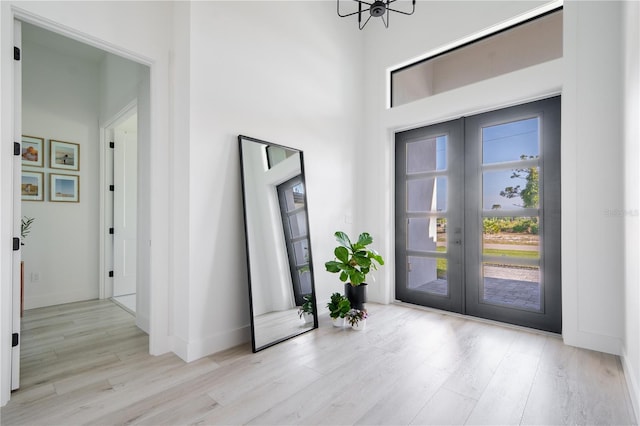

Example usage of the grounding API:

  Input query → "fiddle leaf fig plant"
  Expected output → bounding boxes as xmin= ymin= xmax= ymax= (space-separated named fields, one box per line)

xmin=325 ymin=231 xmax=384 ymax=286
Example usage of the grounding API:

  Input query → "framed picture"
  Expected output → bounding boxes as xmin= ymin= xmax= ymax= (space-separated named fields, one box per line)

xmin=22 ymin=135 xmax=44 ymax=168
xmin=50 ymin=174 xmax=79 ymax=203
xmin=50 ymin=140 xmax=80 ymax=171
xmin=21 ymin=171 xmax=44 ymax=201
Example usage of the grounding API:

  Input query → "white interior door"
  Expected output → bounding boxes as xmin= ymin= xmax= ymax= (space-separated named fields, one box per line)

xmin=113 ymin=118 xmax=137 ymax=300
xmin=12 ymin=19 xmax=22 ymax=391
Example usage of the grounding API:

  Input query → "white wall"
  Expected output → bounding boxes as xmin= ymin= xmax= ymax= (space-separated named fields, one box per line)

xmin=1 ymin=0 xmax=173 ymax=405
xmin=169 ymin=0 xmax=191 ymax=359
xmin=99 ymin=53 xmax=145 ymax=124
xmin=21 ymin=38 xmax=100 ymax=308
xmin=623 ymin=0 xmax=640 ymax=417
xmin=561 ymin=1 xmax=624 ymax=355
xmin=175 ymin=0 xmax=363 ymax=361
xmin=98 ymin=52 xmax=151 ymax=333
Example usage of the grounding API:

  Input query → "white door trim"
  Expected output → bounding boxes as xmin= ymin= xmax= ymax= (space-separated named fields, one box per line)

xmin=99 ymin=101 xmax=137 ymax=301
xmin=10 ymin=18 xmax=22 ymax=393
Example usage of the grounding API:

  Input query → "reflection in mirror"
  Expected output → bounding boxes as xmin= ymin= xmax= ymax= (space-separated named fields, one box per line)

xmin=239 ymin=135 xmax=317 ymax=352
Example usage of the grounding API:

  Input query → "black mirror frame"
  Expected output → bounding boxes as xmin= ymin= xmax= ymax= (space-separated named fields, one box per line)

xmin=238 ymin=135 xmax=318 ymax=352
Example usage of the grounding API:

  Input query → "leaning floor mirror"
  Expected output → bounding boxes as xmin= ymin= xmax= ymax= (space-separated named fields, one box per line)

xmin=238 ymin=135 xmax=318 ymax=352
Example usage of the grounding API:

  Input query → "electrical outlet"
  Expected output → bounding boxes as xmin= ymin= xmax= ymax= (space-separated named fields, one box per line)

xmin=31 ymin=272 xmax=40 ymax=283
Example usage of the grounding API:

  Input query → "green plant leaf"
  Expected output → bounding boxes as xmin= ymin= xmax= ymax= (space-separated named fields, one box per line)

xmin=350 ymin=270 xmax=365 ymax=285
xmin=369 ymin=250 xmax=385 ymax=266
xmin=334 ymin=246 xmax=349 ymax=263
xmin=357 ymin=232 xmax=373 ymax=247
xmin=325 ymin=261 xmax=341 ymax=273
xmin=338 ymin=263 xmax=354 ymax=272
xmin=334 ymin=231 xmax=352 ymax=249
xmin=353 ymin=254 xmax=371 ymax=268
xmin=339 ymin=271 xmax=348 ymax=282
xmin=338 ymin=299 xmax=351 ymax=316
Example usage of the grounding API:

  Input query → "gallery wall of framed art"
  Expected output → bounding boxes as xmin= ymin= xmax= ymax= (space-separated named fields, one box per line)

xmin=21 ymin=135 xmax=80 ymax=203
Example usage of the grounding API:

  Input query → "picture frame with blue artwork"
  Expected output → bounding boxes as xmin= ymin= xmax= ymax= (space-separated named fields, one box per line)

xmin=50 ymin=174 xmax=79 ymax=203
xmin=50 ymin=139 xmax=79 ymax=171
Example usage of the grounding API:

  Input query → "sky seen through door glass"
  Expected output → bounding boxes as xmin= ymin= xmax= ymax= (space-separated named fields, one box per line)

xmin=482 ymin=118 xmax=539 ymax=210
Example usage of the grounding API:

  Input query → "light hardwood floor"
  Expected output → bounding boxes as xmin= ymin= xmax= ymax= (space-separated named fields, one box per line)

xmin=1 ymin=299 xmax=636 ymax=425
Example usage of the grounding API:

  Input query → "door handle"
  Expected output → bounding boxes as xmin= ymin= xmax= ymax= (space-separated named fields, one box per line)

xmin=454 ymin=240 xmax=462 ymax=245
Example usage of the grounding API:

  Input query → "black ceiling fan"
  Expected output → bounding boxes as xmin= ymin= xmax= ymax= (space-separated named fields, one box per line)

xmin=337 ymin=0 xmax=416 ymax=30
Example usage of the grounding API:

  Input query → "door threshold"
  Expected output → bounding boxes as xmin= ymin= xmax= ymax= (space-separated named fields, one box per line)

xmin=393 ymin=300 xmax=561 ymax=339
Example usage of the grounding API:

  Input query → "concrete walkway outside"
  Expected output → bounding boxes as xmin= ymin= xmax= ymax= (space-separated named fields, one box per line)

xmin=414 ymin=265 xmax=540 ymax=311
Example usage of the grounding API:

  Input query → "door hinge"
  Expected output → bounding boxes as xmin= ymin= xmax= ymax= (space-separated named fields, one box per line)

xmin=109 ymin=228 xmax=114 ymax=235
xmin=14 ymin=142 xmax=20 ymax=156
xmin=14 ymin=47 xmax=20 ymax=61
xmin=109 ymin=142 xmax=114 ymax=149
xmin=12 ymin=238 xmax=20 ymax=251
xmin=12 ymin=333 xmax=18 ymax=347
xmin=108 ymin=271 xmax=114 ymax=278
xmin=109 ymin=185 xmax=114 ymax=192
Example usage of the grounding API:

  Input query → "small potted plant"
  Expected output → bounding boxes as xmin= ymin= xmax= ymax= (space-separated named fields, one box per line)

xmin=345 ymin=308 xmax=368 ymax=331
xmin=298 ymin=294 xmax=314 ymax=324
xmin=327 ymin=292 xmax=351 ymax=327
xmin=21 ymin=216 xmax=35 ymax=245
xmin=325 ymin=231 xmax=384 ymax=310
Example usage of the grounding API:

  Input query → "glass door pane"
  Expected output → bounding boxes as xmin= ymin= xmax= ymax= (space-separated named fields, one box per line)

xmin=465 ymin=96 xmax=561 ymax=333
xmin=395 ymin=119 xmax=464 ymax=313
xmin=480 ymin=114 xmax=542 ymax=313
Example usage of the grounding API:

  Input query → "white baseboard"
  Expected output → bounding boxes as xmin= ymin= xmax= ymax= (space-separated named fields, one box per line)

xmin=562 ymin=330 xmax=623 ymax=356
xmin=171 ymin=335 xmax=189 ymax=362
xmin=185 ymin=325 xmax=251 ymax=362
xmin=25 ymin=292 xmax=99 ymax=310
xmin=169 ymin=325 xmax=250 ymax=363
xmin=622 ymin=350 xmax=640 ymax=424
xmin=136 ymin=313 xmax=150 ymax=335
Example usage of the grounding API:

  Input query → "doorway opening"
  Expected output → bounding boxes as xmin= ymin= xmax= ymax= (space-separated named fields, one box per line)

xmin=14 ymin=19 xmax=151 ymax=392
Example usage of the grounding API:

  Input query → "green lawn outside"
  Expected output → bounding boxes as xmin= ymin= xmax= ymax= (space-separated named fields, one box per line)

xmin=434 ymin=246 xmax=537 ymax=279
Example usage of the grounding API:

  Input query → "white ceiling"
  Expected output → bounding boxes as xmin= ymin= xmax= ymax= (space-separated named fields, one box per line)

xmin=22 ymin=22 xmax=106 ymax=63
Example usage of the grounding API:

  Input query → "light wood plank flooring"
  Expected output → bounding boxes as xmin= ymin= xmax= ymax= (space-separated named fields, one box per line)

xmin=1 ymin=299 xmax=636 ymax=425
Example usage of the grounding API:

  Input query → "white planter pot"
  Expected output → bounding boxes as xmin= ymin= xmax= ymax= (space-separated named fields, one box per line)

xmin=303 ymin=312 xmax=314 ymax=324
xmin=331 ymin=317 xmax=345 ymax=327
xmin=351 ymin=319 xmax=366 ymax=331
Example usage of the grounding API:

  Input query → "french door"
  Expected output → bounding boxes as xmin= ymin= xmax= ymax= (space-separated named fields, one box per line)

xmin=277 ymin=175 xmax=312 ymax=306
xmin=395 ymin=97 xmax=561 ymax=333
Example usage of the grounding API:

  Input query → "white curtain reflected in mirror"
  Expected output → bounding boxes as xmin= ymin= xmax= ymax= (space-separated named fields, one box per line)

xmin=239 ymin=135 xmax=317 ymax=352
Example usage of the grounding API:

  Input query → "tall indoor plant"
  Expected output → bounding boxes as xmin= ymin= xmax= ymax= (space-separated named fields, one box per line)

xmin=325 ymin=231 xmax=384 ymax=310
